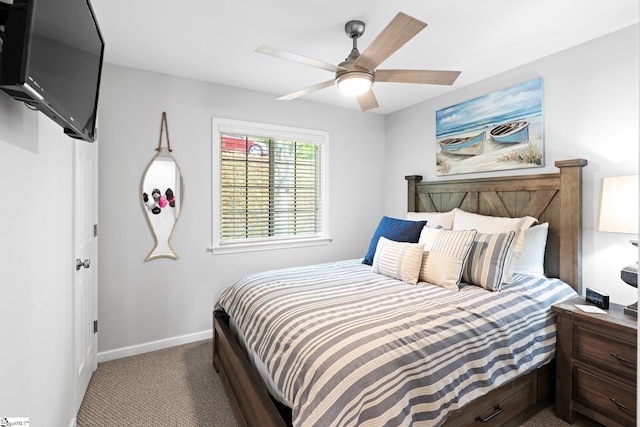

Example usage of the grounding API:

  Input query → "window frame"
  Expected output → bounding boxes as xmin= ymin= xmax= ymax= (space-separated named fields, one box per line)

xmin=209 ymin=117 xmax=331 ymax=254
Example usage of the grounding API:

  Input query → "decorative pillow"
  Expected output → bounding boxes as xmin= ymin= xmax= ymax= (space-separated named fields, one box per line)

xmin=418 ymin=228 xmax=477 ymax=290
xmin=463 ymin=231 xmax=516 ymax=291
xmin=362 ymin=216 xmax=426 ymax=265
xmin=452 ymin=208 xmax=537 ymax=284
xmin=407 ymin=211 xmax=454 ymax=229
xmin=505 ymin=222 xmax=549 ymax=280
xmin=452 ymin=208 xmax=537 ymax=233
xmin=371 ymin=237 xmax=425 ymax=285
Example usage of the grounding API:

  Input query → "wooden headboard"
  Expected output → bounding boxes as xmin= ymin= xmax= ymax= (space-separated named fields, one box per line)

xmin=406 ymin=159 xmax=587 ymax=293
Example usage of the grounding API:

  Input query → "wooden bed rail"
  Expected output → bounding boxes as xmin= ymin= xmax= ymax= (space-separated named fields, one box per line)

xmin=213 ymin=311 xmax=288 ymax=427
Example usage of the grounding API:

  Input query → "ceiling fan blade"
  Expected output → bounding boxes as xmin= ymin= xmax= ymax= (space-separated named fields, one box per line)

xmin=277 ymin=79 xmax=335 ymax=101
xmin=356 ymin=89 xmax=379 ymax=112
xmin=354 ymin=12 xmax=427 ymax=71
xmin=376 ymin=69 xmax=461 ymax=85
xmin=256 ymin=45 xmax=345 ymax=73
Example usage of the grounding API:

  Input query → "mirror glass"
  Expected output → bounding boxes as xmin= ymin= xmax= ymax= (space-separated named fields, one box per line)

xmin=141 ymin=147 xmax=184 ymax=261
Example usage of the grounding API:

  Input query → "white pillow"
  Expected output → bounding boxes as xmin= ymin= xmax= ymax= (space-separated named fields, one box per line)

xmin=371 ymin=237 xmax=424 ymax=285
xmin=452 ymin=208 xmax=537 ymax=233
xmin=418 ymin=228 xmax=477 ymax=290
xmin=407 ymin=211 xmax=454 ymax=229
xmin=505 ymin=222 xmax=549 ymax=279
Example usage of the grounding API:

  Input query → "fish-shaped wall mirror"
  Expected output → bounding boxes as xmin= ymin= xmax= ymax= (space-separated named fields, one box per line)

xmin=141 ymin=112 xmax=184 ymax=261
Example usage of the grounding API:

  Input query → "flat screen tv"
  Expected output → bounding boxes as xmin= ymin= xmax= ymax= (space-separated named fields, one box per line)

xmin=0 ymin=0 xmax=104 ymax=142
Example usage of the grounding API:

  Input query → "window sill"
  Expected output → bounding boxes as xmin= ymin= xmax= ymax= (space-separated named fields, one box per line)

xmin=207 ymin=237 xmax=332 ymax=255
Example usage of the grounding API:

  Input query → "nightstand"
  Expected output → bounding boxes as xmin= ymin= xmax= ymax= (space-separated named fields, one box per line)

xmin=553 ymin=297 xmax=637 ymax=426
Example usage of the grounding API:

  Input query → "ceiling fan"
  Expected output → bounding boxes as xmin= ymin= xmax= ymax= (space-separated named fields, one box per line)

xmin=256 ymin=12 xmax=461 ymax=112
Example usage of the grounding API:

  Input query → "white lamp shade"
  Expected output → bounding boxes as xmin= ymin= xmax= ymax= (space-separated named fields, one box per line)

xmin=336 ymin=72 xmax=373 ymax=96
xmin=598 ymin=175 xmax=639 ymax=234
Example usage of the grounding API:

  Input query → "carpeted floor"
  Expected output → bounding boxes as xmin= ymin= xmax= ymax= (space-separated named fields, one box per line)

xmin=77 ymin=339 xmax=238 ymax=426
xmin=77 ymin=339 xmax=602 ymax=426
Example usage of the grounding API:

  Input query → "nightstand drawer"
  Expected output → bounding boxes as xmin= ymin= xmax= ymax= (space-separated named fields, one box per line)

xmin=574 ymin=364 xmax=636 ymax=426
xmin=574 ymin=323 xmax=637 ymax=381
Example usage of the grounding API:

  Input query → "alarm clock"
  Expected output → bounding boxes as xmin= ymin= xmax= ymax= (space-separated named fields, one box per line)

xmin=585 ymin=288 xmax=609 ymax=310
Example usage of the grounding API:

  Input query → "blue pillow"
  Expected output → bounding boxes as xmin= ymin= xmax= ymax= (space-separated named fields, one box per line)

xmin=362 ymin=216 xmax=427 ymax=265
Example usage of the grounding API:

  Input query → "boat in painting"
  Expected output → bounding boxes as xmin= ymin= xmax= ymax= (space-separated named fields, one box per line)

xmin=439 ymin=131 xmax=485 ymax=156
xmin=490 ymin=121 xmax=529 ymax=144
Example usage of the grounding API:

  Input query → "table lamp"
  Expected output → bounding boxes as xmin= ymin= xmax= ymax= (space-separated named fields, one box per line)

xmin=597 ymin=174 xmax=639 ymax=317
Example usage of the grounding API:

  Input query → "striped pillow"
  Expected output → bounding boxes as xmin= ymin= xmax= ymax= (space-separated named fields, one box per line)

xmin=463 ymin=231 xmax=516 ymax=291
xmin=418 ymin=228 xmax=477 ymax=290
xmin=371 ymin=237 xmax=424 ymax=285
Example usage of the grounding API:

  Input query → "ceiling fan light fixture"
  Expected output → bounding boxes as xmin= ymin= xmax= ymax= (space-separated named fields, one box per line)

xmin=336 ymin=72 xmax=373 ymax=96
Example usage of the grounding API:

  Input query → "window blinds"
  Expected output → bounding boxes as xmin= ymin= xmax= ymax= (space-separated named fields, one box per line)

xmin=219 ymin=133 xmax=324 ymax=243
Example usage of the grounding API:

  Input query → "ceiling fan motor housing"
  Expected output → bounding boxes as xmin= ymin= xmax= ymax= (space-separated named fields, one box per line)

xmin=337 ymin=20 xmax=374 ymax=90
xmin=335 ymin=60 xmax=374 ymax=81
xmin=345 ymin=20 xmax=365 ymax=40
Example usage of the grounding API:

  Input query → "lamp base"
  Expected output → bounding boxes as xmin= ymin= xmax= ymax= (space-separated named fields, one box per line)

xmin=624 ymin=301 xmax=638 ymax=318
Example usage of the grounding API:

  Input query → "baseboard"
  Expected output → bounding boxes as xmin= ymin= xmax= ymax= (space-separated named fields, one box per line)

xmin=97 ymin=329 xmax=213 ymax=363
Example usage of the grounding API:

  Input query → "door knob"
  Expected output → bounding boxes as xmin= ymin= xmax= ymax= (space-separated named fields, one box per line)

xmin=76 ymin=258 xmax=91 ymax=270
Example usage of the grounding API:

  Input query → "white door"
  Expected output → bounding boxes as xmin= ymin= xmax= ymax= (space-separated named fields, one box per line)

xmin=74 ymin=139 xmax=98 ymax=412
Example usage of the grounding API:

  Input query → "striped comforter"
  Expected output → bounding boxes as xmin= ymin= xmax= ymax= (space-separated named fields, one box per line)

xmin=216 ymin=259 xmax=577 ymax=427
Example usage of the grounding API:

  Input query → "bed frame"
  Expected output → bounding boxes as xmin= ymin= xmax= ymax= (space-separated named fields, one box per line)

xmin=213 ymin=159 xmax=587 ymax=427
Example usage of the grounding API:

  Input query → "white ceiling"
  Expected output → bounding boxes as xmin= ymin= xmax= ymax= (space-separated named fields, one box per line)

xmin=90 ymin=0 xmax=639 ymax=115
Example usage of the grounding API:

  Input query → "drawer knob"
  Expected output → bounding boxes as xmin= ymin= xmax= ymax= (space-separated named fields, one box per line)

xmin=610 ymin=352 xmax=635 ymax=367
xmin=476 ymin=406 xmax=503 ymax=423
xmin=610 ymin=397 xmax=634 ymax=414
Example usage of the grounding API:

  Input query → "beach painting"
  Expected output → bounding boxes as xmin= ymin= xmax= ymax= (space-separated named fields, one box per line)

xmin=435 ymin=78 xmax=544 ymax=176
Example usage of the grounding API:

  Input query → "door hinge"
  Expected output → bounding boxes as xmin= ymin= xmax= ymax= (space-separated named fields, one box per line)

xmin=93 ymin=224 xmax=98 ymax=237
xmin=93 ymin=320 xmax=98 ymax=333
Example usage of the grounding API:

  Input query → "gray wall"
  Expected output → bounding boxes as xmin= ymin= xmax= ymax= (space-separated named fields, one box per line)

xmin=385 ymin=24 xmax=639 ymax=304
xmin=97 ymin=66 xmax=387 ymax=354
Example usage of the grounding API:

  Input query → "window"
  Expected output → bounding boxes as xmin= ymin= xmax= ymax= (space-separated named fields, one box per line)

xmin=210 ymin=118 xmax=329 ymax=253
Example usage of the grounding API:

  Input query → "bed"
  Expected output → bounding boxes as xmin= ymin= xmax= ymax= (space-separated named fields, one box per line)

xmin=213 ymin=159 xmax=587 ymax=427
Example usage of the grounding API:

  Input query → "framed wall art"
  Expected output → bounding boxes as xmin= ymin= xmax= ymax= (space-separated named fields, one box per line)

xmin=435 ymin=78 xmax=544 ymax=176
